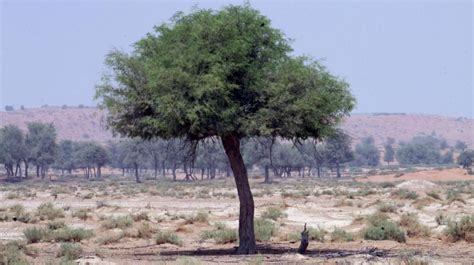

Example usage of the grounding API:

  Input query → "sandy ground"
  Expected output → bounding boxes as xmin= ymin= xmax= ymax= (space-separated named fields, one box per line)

xmin=0 ymin=168 xmax=473 ymax=264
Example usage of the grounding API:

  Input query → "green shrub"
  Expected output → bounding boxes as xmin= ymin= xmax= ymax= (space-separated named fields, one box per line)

xmin=201 ymin=223 xmax=237 ymax=244
xmin=254 ymin=218 xmax=276 ymax=242
xmin=51 ymin=227 xmax=94 ymax=242
xmin=330 ymin=228 xmax=354 ymax=242
xmin=444 ymin=215 xmax=474 ymax=242
xmin=366 ymin=212 xmax=390 ymax=226
xmin=0 ymin=241 xmax=29 ymax=265
xmin=155 ymin=231 xmax=182 ymax=246
xmin=36 ymin=203 xmax=65 ymax=221
xmin=97 ymin=232 xmax=124 ymax=245
xmin=57 ymin=243 xmax=82 ymax=260
xmin=261 ymin=206 xmax=286 ymax=221
xmin=398 ymin=213 xmax=431 ymax=237
xmin=101 ymin=215 xmax=134 ymax=229
xmin=47 ymin=221 xmax=66 ymax=230
xmin=392 ymin=189 xmax=418 ymax=200
xmin=364 ymin=220 xmax=406 ymax=243
xmin=308 ymin=227 xmax=326 ymax=242
xmin=137 ymin=223 xmax=156 ymax=239
xmin=377 ymin=202 xmax=397 ymax=213
xmin=183 ymin=211 xmax=209 ymax=224
xmin=24 ymin=227 xmax=46 ymax=244
xmin=72 ymin=208 xmax=91 ymax=221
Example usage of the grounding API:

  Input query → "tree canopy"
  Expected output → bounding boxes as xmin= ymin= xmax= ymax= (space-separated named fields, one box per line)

xmin=97 ymin=5 xmax=354 ymax=142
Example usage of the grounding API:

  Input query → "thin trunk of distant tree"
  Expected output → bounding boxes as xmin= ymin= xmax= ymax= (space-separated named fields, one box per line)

xmin=134 ymin=162 xmax=140 ymax=183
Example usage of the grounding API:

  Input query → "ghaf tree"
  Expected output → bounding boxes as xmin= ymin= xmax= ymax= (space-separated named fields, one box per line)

xmin=96 ymin=5 xmax=354 ymax=254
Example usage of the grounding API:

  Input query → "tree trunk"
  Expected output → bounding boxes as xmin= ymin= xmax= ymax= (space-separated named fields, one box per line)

xmin=172 ymin=163 xmax=177 ymax=181
xmin=134 ymin=162 xmax=140 ymax=183
xmin=336 ymin=163 xmax=341 ymax=178
xmin=264 ymin=165 xmax=270 ymax=183
xmin=221 ymin=134 xmax=256 ymax=254
xmin=36 ymin=165 xmax=40 ymax=178
xmin=161 ymin=161 xmax=166 ymax=177
xmin=97 ymin=166 xmax=101 ymax=178
xmin=24 ymin=160 xmax=29 ymax=178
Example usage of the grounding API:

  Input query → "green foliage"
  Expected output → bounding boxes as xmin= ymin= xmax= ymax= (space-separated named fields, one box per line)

xmin=330 ymin=228 xmax=354 ymax=242
xmin=0 ymin=241 xmax=30 ymax=265
xmin=353 ymin=137 xmax=380 ymax=167
xmin=36 ymin=203 xmax=65 ymax=221
xmin=201 ymin=223 xmax=238 ymax=244
xmin=24 ymin=227 xmax=46 ymax=244
xmin=50 ymin=227 xmax=94 ymax=242
xmin=57 ymin=243 xmax=82 ymax=261
xmin=47 ymin=221 xmax=66 ymax=230
xmin=383 ymin=137 xmax=395 ymax=164
xmin=398 ymin=213 xmax=431 ymax=237
xmin=396 ymin=135 xmax=446 ymax=165
xmin=377 ymin=202 xmax=397 ymax=213
xmin=254 ymin=218 xmax=276 ymax=242
xmin=363 ymin=221 xmax=406 ymax=243
xmin=457 ymin=150 xmax=474 ymax=169
xmin=444 ymin=215 xmax=474 ymax=242
xmin=392 ymin=189 xmax=419 ymax=200
xmin=261 ymin=206 xmax=286 ymax=221
xmin=0 ymin=125 xmax=28 ymax=177
xmin=155 ymin=231 xmax=182 ymax=246
xmin=96 ymin=4 xmax=354 ymax=142
xmin=101 ymin=215 xmax=134 ymax=229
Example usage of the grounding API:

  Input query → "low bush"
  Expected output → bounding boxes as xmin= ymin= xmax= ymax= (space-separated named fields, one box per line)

xmin=36 ymin=203 xmax=65 ymax=221
xmin=254 ymin=218 xmax=276 ymax=242
xmin=57 ymin=243 xmax=82 ymax=261
xmin=330 ymin=228 xmax=354 ymax=242
xmin=377 ymin=202 xmax=397 ymax=213
xmin=363 ymin=220 xmax=406 ymax=243
xmin=201 ymin=223 xmax=237 ymax=244
xmin=444 ymin=215 xmax=474 ymax=242
xmin=51 ymin=227 xmax=94 ymax=242
xmin=137 ymin=223 xmax=156 ymax=239
xmin=101 ymin=215 xmax=134 ymax=229
xmin=261 ymin=206 xmax=286 ymax=221
xmin=97 ymin=232 xmax=124 ymax=245
xmin=24 ymin=227 xmax=46 ymax=244
xmin=47 ymin=221 xmax=66 ymax=230
xmin=72 ymin=208 xmax=91 ymax=221
xmin=392 ymin=189 xmax=418 ymax=200
xmin=0 ymin=241 xmax=30 ymax=265
xmin=398 ymin=213 xmax=431 ymax=237
xmin=155 ymin=230 xmax=182 ymax=246
xmin=183 ymin=211 xmax=209 ymax=224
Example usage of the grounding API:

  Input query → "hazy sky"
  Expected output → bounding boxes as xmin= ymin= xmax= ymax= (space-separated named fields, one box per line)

xmin=1 ymin=0 xmax=472 ymax=117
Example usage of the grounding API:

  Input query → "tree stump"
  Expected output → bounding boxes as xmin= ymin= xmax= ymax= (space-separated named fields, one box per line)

xmin=298 ymin=223 xmax=309 ymax=254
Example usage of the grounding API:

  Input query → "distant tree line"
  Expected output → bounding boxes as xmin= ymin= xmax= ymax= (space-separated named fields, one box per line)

xmin=0 ymin=123 xmax=472 ymax=181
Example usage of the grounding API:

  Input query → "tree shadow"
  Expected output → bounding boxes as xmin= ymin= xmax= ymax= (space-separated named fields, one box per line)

xmin=158 ymin=245 xmax=390 ymax=258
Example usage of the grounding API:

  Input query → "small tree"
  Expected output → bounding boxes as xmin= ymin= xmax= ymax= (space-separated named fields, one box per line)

xmin=54 ymin=140 xmax=76 ymax=175
xmin=25 ymin=122 xmax=57 ymax=178
xmin=354 ymin=136 xmax=380 ymax=167
xmin=457 ymin=150 xmax=474 ymax=169
xmin=455 ymin=140 xmax=467 ymax=152
xmin=322 ymin=131 xmax=354 ymax=178
xmin=96 ymin=5 xmax=354 ymax=253
xmin=383 ymin=137 xmax=395 ymax=165
xmin=396 ymin=135 xmax=443 ymax=165
xmin=0 ymin=125 xmax=27 ymax=177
